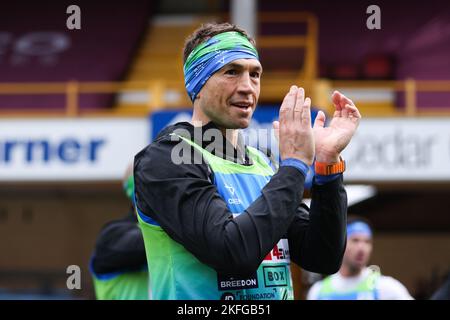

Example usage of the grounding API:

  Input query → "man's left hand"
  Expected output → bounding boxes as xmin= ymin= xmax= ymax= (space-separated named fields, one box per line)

xmin=313 ymin=90 xmax=362 ymax=163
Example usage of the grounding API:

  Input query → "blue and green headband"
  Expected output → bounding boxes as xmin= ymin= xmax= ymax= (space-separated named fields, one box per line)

xmin=183 ymin=31 xmax=259 ymax=102
xmin=347 ymin=221 xmax=372 ymax=238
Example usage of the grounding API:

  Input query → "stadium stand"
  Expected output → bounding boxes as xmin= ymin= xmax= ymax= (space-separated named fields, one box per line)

xmin=0 ymin=1 xmax=153 ymax=112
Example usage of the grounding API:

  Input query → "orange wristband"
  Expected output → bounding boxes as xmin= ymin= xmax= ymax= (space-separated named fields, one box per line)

xmin=315 ymin=157 xmax=346 ymax=175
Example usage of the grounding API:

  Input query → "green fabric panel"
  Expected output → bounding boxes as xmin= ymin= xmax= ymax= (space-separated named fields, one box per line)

xmin=93 ymin=271 xmax=148 ymax=300
xmin=176 ymin=135 xmax=274 ymax=176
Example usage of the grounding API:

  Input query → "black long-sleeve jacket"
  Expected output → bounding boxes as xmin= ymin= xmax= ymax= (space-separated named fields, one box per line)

xmin=91 ymin=209 xmax=147 ymax=275
xmin=134 ymin=121 xmax=347 ymax=276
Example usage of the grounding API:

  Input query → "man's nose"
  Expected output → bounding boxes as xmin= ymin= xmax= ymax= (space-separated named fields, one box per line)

xmin=237 ymin=72 xmax=255 ymax=94
xmin=356 ymin=243 xmax=368 ymax=252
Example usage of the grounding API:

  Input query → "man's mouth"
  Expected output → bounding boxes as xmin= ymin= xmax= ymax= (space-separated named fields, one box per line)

xmin=230 ymin=101 xmax=252 ymax=109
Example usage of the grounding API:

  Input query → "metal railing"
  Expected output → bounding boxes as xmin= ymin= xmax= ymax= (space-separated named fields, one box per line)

xmin=258 ymin=11 xmax=319 ymax=81
xmin=328 ymin=79 xmax=450 ymax=117
xmin=1 ymin=79 xmax=450 ymax=117
xmin=0 ymin=81 xmax=173 ymax=117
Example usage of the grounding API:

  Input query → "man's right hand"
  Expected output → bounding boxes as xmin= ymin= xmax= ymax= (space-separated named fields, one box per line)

xmin=273 ymin=86 xmax=315 ymax=166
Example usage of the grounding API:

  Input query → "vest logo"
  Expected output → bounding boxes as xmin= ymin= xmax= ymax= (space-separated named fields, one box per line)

xmin=228 ymin=198 xmax=242 ymax=205
xmin=220 ymin=292 xmax=235 ymax=300
xmin=263 ymin=240 xmax=290 ymax=262
xmin=263 ymin=265 xmax=288 ymax=288
xmin=225 ymin=184 xmax=235 ymax=195
xmin=224 ymin=183 xmax=242 ymax=205
xmin=217 ymin=273 xmax=258 ymax=291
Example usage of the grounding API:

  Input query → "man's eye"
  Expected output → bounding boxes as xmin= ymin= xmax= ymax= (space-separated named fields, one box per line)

xmin=251 ymin=72 xmax=261 ymax=79
xmin=225 ymin=69 xmax=237 ymax=75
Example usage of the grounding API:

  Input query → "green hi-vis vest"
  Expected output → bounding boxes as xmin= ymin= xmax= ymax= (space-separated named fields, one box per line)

xmin=137 ymin=136 xmax=294 ymax=300
xmin=92 ymin=270 xmax=149 ymax=300
xmin=317 ymin=270 xmax=381 ymax=300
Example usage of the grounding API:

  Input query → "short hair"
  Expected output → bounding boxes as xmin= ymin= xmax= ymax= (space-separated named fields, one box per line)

xmin=182 ymin=22 xmax=256 ymax=64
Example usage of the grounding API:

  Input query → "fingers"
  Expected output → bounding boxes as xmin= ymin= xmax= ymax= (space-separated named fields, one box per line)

xmin=279 ymin=85 xmax=297 ymax=125
xmin=341 ymin=102 xmax=349 ymax=118
xmin=272 ymin=120 xmax=280 ymax=141
xmin=344 ymin=103 xmax=362 ymax=123
xmin=341 ymin=94 xmax=354 ymax=109
xmin=331 ymin=91 xmax=342 ymax=118
xmin=301 ymin=97 xmax=312 ymax=127
xmin=336 ymin=91 xmax=355 ymax=108
xmin=332 ymin=90 xmax=355 ymax=111
xmin=345 ymin=103 xmax=361 ymax=117
xmin=313 ymin=110 xmax=326 ymax=129
xmin=293 ymin=87 xmax=304 ymax=124
xmin=332 ymin=90 xmax=360 ymax=120
xmin=331 ymin=91 xmax=343 ymax=111
xmin=279 ymin=85 xmax=312 ymax=129
xmin=292 ymin=87 xmax=311 ymax=128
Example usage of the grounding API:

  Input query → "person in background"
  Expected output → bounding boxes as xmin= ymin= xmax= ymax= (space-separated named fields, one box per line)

xmin=89 ymin=164 xmax=148 ymax=300
xmin=307 ymin=216 xmax=414 ymax=300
